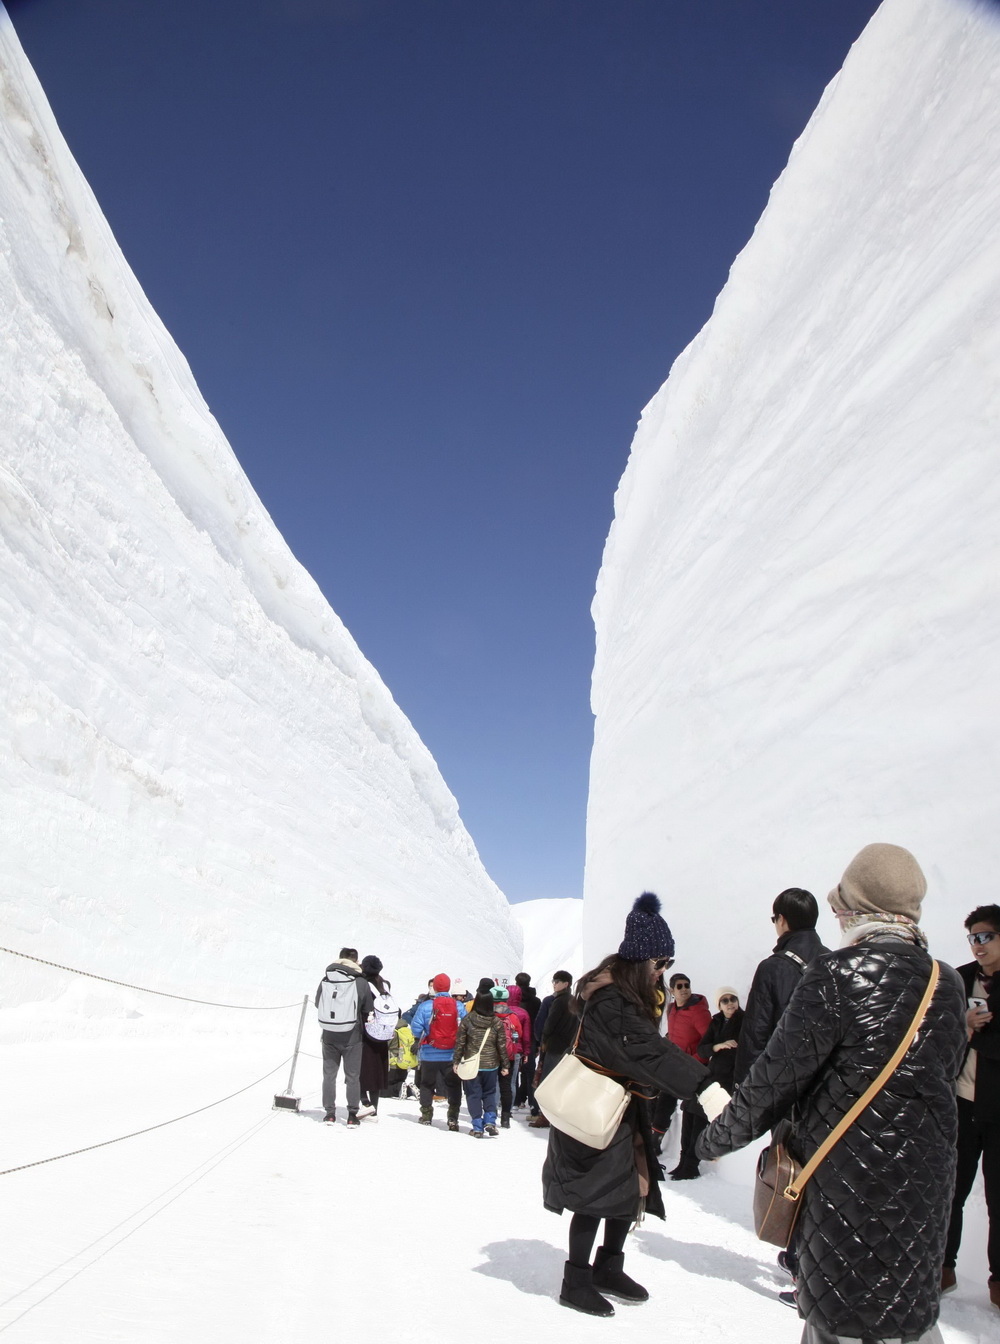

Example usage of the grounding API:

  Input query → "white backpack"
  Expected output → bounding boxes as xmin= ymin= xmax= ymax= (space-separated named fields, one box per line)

xmin=317 ymin=968 xmax=360 ymax=1031
xmin=366 ymin=990 xmax=398 ymax=1042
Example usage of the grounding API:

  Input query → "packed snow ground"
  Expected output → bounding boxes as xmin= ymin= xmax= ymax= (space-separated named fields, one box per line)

xmin=584 ymin=0 xmax=1000 ymax=993
xmin=0 ymin=1024 xmax=994 ymax=1343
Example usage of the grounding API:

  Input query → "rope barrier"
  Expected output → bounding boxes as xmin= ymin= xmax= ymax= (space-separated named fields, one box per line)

xmin=0 ymin=1111 xmax=282 ymax=1335
xmin=0 ymin=1056 xmax=293 ymax=1177
xmin=0 ymin=945 xmax=301 ymax=1010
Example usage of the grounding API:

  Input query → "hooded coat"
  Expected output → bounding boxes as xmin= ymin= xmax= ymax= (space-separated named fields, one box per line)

xmin=542 ymin=977 xmax=707 ymax=1222
xmin=697 ymin=939 xmax=966 ymax=1339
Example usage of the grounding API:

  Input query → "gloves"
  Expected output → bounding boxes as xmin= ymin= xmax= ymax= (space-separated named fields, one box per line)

xmin=697 ymin=1081 xmax=731 ymax=1122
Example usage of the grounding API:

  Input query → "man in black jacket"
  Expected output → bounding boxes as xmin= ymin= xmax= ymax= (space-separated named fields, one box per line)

xmin=734 ymin=887 xmax=828 ymax=1085
xmin=943 ymin=903 xmax=1000 ymax=1311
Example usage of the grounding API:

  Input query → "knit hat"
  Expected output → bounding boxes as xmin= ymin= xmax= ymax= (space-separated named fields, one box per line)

xmin=477 ymin=977 xmax=496 ymax=994
xmin=432 ymin=972 xmax=451 ymax=993
xmin=490 ymin=985 xmax=509 ymax=1001
xmin=828 ymin=844 xmax=927 ymax=922
xmin=451 ymin=977 xmax=465 ymax=998
xmin=618 ymin=892 xmax=675 ymax=961
xmin=361 ymin=954 xmax=383 ymax=976
xmin=715 ymin=985 xmax=740 ymax=1008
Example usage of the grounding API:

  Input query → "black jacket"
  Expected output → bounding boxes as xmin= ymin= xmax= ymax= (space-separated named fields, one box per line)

xmin=734 ymin=927 xmax=827 ymax=1084
xmin=697 ymin=939 xmax=966 ymax=1340
xmin=542 ymin=983 xmax=707 ymax=1222
xmin=957 ymin=960 xmax=1000 ymax=1125
xmin=541 ymin=988 xmax=577 ymax=1057
xmin=697 ymin=1008 xmax=744 ymax=1091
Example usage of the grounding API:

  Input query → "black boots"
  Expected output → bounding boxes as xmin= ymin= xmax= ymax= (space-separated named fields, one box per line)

xmin=592 ymin=1247 xmax=649 ymax=1302
xmin=559 ymin=1262 xmax=614 ymax=1317
xmin=447 ymin=1109 xmax=460 ymax=1132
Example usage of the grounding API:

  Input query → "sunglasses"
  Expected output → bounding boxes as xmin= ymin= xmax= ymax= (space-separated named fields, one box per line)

xmin=719 ymin=995 xmax=739 ymax=1005
xmin=770 ymin=914 xmax=780 ymax=923
xmin=673 ymin=981 xmax=690 ymax=990
xmin=968 ymin=931 xmax=998 ymax=946
xmin=653 ymin=957 xmax=674 ymax=971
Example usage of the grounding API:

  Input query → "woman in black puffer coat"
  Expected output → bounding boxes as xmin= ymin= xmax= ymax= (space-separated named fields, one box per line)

xmin=541 ymin=894 xmax=727 ymax=1318
xmin=697 ymin=845 xmax=967 ymax=1344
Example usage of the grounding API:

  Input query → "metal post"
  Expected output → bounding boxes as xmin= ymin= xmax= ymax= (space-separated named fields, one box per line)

xmin=274 ymin=994 xmax=310 ymax=1111
xmin=286 ymin=994 xmax=309 ymax=1094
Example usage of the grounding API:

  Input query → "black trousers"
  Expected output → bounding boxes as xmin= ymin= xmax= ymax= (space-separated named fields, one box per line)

xmin=944 ymin=1096 xmax=1000 ymax=1279
xmin=417 ymin=1059 xmax=461 ymax=1114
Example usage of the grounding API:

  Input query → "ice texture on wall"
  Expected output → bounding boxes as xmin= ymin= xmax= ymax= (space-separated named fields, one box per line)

xmin=0 ymin=10 xmax=519 ymax=1021
xmin=584 ymin=0 xmax=1000 ymax=991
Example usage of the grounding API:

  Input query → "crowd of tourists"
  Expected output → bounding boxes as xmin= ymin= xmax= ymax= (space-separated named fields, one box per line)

xmin=315 ymin=842 xmax=998 ymax=1343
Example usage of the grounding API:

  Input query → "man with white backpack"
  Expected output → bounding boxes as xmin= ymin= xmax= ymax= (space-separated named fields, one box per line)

xmin=316 ymin=948 xmax=374 ymax=1128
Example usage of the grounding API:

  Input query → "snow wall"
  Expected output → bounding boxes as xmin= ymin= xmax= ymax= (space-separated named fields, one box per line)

xmin=584 ymin=0 xmax=1000 ymax=994
xmin=0 ymin=9 xmax=520 ymax=1030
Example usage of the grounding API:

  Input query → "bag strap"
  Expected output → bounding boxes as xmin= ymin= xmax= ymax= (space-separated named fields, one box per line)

xmin=781 ymin=949 xmax=806 ymax=970
xmin=784 ymin=960 xmax=940 ymax=1202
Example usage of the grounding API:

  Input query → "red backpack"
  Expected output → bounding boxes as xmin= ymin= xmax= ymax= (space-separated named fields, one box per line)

xmin=427 ymin=995 xmax=459 ymax=1049
xmin=496 ymin=1006 xmax=522 ymax=1057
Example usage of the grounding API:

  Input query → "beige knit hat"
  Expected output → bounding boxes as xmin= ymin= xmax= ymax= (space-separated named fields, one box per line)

xmin=828 ymin=843 xmax=927 ymax=921
xmin=715 ymin=985 xmax=740 ymax=1008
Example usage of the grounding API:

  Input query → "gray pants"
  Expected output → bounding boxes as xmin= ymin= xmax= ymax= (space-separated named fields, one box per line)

xmin=800 ymin=1322 xmax=944 ymax=1344
xmin=321 ymin=1032 xmax=362 ymax=1113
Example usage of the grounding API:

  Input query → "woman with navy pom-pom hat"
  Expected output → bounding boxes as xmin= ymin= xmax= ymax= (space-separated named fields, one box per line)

xmin=540 ymin=893 xmax=731 ymax=1317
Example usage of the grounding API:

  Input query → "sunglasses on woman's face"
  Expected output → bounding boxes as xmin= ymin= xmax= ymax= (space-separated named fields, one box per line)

xmin=720 ymin=995 xmax=738 ymax=1005
xmin=968 ymin=930 xmax=998 ymax=946
xmin=653 ymin=957 xmax=674 ymax=971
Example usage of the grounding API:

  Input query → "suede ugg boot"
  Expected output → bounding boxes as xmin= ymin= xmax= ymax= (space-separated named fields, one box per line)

xmin=592 ymin=1248 xmax=649 ymax=1302
xmin=559 ymin=1262 xmax=614 ymax=1317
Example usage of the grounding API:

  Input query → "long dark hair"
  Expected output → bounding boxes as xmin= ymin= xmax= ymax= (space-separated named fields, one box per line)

xmin=574 ymin=954 xmax=658 ymax=1023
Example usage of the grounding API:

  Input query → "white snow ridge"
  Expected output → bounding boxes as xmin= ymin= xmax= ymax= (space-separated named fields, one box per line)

xmin=585 ymin=0 xmax=1000 ymax=996
xmin=0 ymin=7 xmax=519 ymax=1022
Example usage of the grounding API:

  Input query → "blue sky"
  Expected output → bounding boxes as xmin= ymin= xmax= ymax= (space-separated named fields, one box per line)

xmin=8 ymin=0 xmax=883 ymax=902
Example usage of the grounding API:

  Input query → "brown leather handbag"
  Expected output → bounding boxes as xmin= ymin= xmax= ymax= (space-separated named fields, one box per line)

xmin=753 ymin=960 xmax=940 ymax=1247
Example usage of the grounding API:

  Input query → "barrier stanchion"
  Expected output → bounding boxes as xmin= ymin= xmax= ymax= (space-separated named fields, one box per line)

xmin=273 ymin=995 xmax=310 ymax=1112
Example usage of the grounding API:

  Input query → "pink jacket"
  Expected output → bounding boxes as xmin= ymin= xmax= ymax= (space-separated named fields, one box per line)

xmin=505 ymin=985 xmax=532 ymax=1053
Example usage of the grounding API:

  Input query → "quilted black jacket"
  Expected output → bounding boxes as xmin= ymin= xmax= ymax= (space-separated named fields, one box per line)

xmin=697 ymin=939 xmax=966 ymax=1339
xmin=734 ymin=927 xmax=828 ymax=1084
xmin=542 ymin=984 xmax=707 ymax=1221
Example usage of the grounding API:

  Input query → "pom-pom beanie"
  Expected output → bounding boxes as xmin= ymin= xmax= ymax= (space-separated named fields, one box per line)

xmin=618 ymin=892 xmax=675 ymax=961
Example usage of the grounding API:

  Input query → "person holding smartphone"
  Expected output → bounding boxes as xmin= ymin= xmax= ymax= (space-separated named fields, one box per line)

xmin=943 ymin=904 xmax=1000 ymax=1311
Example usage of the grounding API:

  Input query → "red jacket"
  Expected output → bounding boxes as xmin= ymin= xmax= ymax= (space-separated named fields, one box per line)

xmin=667 ymin=994 xmax=712 ymax=1057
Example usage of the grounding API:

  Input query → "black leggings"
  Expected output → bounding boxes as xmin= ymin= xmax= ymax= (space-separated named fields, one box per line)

xmin=568 ymin=1213 xmax=631 ymax=1268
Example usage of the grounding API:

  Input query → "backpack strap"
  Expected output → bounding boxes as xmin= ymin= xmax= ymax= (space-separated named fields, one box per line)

xmin=781 ymin=950 xmax=806 ymax=970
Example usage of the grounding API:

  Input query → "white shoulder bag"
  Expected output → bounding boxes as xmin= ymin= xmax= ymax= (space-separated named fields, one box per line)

xmin=534 ymin=1005 xmax=630 ymax=1149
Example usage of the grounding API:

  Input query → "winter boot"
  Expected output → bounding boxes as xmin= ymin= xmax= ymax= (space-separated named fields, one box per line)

xmin=447 ymin=1109 xmax=460 ymax=1132
xmin=500 ymin=1113 xmax=511 ymax=1129
xmin=592 ymin=1248 xmax=649 ymax=1303
xmin=559 ymin=1262 xmax=614 ymax=1317
xmin=419 ymin=1106 xmax=433 ymax=1125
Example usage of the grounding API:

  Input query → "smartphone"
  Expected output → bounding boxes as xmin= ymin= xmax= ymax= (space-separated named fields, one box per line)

xmin=969 ymin=997 xmax=988 ymax=1011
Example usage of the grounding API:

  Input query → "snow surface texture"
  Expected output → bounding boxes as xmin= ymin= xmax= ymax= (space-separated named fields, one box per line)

xmin=586 ymin=0 xmax=1000 ymax=994
xmin=513 ymin=896 xmax=583 ymax=984
xmin=0 ymin=1034 xmax=994 ymax=1342
xmin=0 ymin=8 xmax=519 ymax=1023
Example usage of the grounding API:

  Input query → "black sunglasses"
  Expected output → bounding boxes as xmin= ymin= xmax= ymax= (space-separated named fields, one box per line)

xmin=968 ymin=931 xmax=998 ymax=946
xmin=673 ymin=981 xmax=690 ymax=990
xmin=653 ymin=957 xmax=674 ymax=971
xmin=720 ymin=995 xmax=739 ymax=1005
